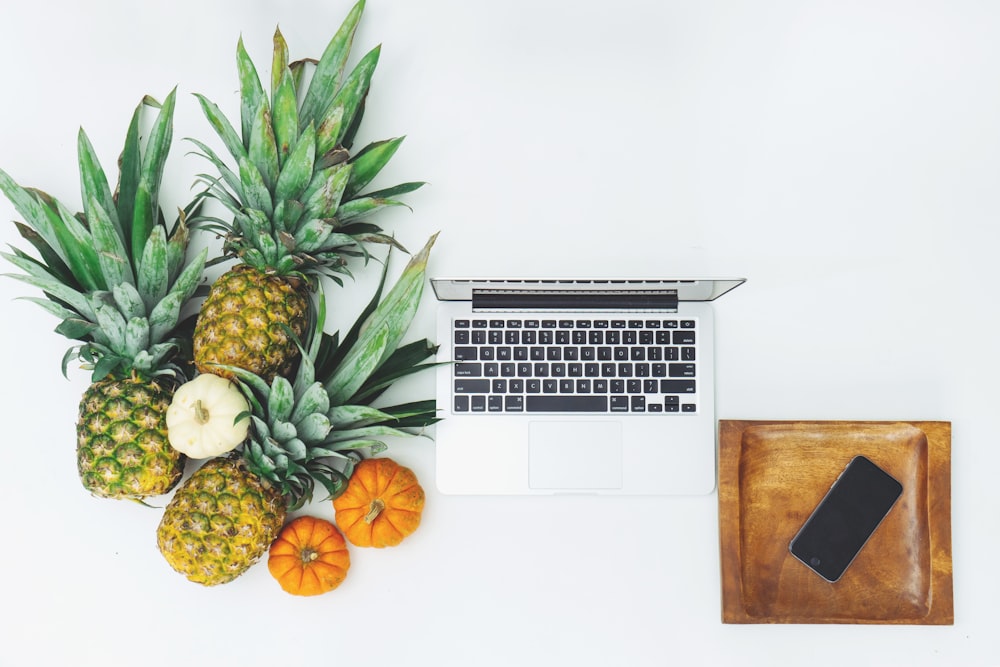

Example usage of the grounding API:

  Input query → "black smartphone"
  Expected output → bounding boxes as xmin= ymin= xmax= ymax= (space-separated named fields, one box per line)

xmin=788 ymin=455 xmax=903 ymax=583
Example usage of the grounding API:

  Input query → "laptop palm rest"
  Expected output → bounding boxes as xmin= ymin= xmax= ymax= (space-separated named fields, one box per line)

xmin=528 ymin=421 xmax=623 ymax=490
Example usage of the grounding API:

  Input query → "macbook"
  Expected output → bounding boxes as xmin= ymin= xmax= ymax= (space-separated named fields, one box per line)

xmin=431 ymin=278 xmax=744 ymax=495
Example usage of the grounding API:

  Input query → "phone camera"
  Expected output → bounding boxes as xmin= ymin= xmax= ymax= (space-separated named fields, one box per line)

xmin=809 ymin=557 xmax=822 ymax=567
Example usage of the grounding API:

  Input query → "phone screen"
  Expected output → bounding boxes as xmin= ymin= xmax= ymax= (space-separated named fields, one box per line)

xmin=788 ymin=455 xmax=903 ymax=582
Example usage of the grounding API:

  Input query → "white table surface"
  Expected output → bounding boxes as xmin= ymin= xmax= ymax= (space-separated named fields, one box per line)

xmin=1 ymin=1 xmax=996 ymax=665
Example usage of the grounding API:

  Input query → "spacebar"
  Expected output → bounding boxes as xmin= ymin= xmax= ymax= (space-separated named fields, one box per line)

xmin=526 ymin=396 xmax=608 ymax=412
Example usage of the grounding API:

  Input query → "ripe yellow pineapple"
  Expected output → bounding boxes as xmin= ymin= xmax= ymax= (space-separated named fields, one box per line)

xmin=190 ymin=0 xmax=423 ymax=382
xmin=157 ymin=236 xmax=439 ymax=585
xmin=0 ymin=91 xmax=208 ymax=499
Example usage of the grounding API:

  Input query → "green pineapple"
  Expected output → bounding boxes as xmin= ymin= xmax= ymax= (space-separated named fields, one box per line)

xmin=157 ymin=235 xmax=439 ymax=585
xmin=0 ymin=91 xmax=208 ymax=499
xmin=190 ymin=0 xmax=424 ymax=383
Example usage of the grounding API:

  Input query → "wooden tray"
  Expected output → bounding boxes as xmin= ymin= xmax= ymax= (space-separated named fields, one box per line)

xmin=718 ymin=420 xmax=953 ymax=624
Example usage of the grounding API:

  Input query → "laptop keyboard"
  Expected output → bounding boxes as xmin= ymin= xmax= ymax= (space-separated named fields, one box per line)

xmin=450 ymin=317 xmax=698 ymax=414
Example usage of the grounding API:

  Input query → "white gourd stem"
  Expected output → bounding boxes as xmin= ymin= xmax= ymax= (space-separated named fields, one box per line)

xmin=194 ymin=400 xmax=210 ymax=424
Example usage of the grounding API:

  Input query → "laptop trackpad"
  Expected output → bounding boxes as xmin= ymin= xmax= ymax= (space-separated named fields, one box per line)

xmin=529 ymin=421 xmax=623 ymax=490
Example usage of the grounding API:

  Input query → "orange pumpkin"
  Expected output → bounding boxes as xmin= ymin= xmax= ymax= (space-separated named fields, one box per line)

xmin=333 ymin=458 xmax=425 ymax=548
xmin=267 ymin=516 xmax=350 ymax=596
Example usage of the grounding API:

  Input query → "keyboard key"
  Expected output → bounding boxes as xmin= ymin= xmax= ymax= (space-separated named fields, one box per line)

xmin=610 ymin=396 xmax=629 ymax=411
xmin=661 ymin=379 xmax=696 ymax=394
xmin=454 ymin=395 xmax=470 ymax=412
xmin=631 ymin=395 xmax=646 ymax=412
xmin=505 ymin=395 xmax=524 ymax=412
xmin=471 ymin=395 xmax=486 ymax=412
xmin=682 ymin=403 xmax=697 ymax=412
xmin=488 ymin=396 xmax=503 ymax=412
xmin=454 ymin=347 xmax=477 ymax=361
xmin=673 ymin=330 xmax=696 ymax=345
xmin=454 ymin=363 xmax=482 ymax=377
xmin=682 ymin=347 xmax=696 ymax=361
xmin=669 ymin=363 xmax=696 ymax=377
xmin=528 ymin=396 xmax=608 ymax=412
xmin=455 ymin=379 xmax=490 ymax=393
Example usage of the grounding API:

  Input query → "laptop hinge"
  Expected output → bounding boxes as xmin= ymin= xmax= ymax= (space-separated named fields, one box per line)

xmin=471 ymin=289 xmax=679 ymax=311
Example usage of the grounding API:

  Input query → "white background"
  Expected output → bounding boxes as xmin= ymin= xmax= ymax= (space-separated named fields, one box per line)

xmin=1 ymin=1 xmax=997 ymax=665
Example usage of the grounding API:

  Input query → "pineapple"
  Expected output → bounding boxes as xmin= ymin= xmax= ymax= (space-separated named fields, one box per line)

xmin=190 ymin=0 xmax=424 ymax=383
xmin=157 ymin=235 xmax=438 ymax=585
xmin=0 ymin=91 xmax=209 ymax=499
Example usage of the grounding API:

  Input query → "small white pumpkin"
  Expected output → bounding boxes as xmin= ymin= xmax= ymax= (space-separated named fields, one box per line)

xmin=166 ymin=373 xmax=250 ymax=459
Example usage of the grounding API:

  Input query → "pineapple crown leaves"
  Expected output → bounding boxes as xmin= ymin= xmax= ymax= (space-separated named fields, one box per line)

xmin=187 ymin=0 xmax=424 ymax=284
xmin=0 ymin=91 xmax=209 ymax=382
xmin=215 ymin=232 xmax=441 ymax=508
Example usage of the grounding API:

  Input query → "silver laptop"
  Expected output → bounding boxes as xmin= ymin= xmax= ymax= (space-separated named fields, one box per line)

xmin=431 ymin=278 xmax=744 ymax=495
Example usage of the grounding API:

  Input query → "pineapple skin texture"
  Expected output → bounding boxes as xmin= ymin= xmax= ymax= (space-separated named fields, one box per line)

xmin=77 ymin=377 xmax=184 ymax=499
xmin=192 ymin=265 xmax=309 ymax=383
xmin=156 ymin=457 xmax=286 ymax=586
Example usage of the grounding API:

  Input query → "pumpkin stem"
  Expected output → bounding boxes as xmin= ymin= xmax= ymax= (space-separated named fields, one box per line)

xmin=364 ymin=498 xmax=386 ymax=524
xmin=300 ymin=547 xmax=319 ymax=565
xmin=194 ymin=400 xmax=210 ymax=424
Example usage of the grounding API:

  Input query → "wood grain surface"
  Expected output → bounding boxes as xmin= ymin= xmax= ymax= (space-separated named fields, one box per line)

xmin=718 ymin=420 xmax=953 ymax=624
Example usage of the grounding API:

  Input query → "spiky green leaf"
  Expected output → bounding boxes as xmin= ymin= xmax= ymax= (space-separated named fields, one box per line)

xmin=268 ymin=376 xmax=295 ymax=424
xmin=237 ymin=36 xmax=267 ymax=147
xmin=323 ymin=233 xmax=436 ymax=403
xmin=271 ymin=67 xmax=299 ymax=167
xmin=315 ymin=45 xmax=380 ymax=156
xmin=345 ymin=137 xmax=404 ymax=199
xmin=248 ymin=102 xmax=279 ymax=192
xmin=112 ymin=282 xmax=146 ymax=320
xmin=88 ymin=195 xmax=135 ymax=288
xmin=274 ymin=123 xmax=316 ymax=204
xmin=132 ymin=88 xmax=175 ymax=261
xmin=290 ymin=382 xmax=331 ymax=424
xmin=301 ymin=162 xmax=351 ymax=220
xmin=77 ymin=129 xmax=123 ymax=249
xmin=299 ymin=0 xmax=366 ymax=131
xmin=194 ymin=93 xmax=248 ymax=167
xmin=238 ymin=155 xmax=273 ymax=218
xmin=115 ymin=99 xmax=144 ymax=254
xmin=137 ymin=226 xmax=169 ymax=308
